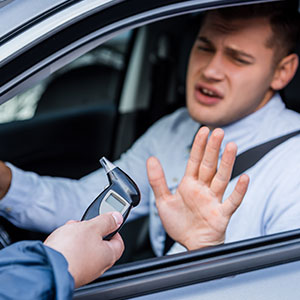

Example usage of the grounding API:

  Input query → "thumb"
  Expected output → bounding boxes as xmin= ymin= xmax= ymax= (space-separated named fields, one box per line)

xmin=88 ymin=212 xmax=123 ymax=237
xmin=147 ymin=156 xmax=171 ymax=202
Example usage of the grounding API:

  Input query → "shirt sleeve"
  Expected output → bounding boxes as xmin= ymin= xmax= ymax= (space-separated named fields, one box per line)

xmin=167 ymin=242 xmax=187 ymax=255
xmin=0 ymin=241 xmax=74 ymax=300
xmin=0 ymin=163 xmax=101 ymax=233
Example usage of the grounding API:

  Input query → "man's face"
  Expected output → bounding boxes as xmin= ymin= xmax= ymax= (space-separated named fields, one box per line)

xmin=186 ymin=14 xmax=278 ymax=127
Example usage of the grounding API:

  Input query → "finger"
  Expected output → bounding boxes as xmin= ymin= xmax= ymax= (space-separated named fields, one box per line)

xmin=222 ymin=174 xmax=250 ymax=217
xmin=210 ymin=142 xmax=237 ymax=197
xmin=147 ymin=156 xmax=171 ymax=202
xmin=185 ymin=126 xmax=210 ymax=178
xmin=65 ymin=220 xmax=79 ymax=225
xmin=88 ymin=212 xmax=123 ymax=237
xmin=199 ymin=128 xmax=224 ymax=184
xmin=108 ymin=233 xmax=125 ymax=261
xmin=93 ymin=233 xmax=125 ymax=278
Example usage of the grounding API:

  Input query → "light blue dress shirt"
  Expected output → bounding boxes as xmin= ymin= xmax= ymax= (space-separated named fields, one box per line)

xmin=1 ymin=94 xmax=300 ymax=256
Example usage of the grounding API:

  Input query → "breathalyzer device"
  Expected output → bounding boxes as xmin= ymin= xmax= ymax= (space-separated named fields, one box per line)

xmin=81 ymin=157 xmax=140 ymax=240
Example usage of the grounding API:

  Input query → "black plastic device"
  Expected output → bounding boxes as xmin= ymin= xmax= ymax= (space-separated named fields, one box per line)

xmin=81 ymin=157 xmax=140 ymax=240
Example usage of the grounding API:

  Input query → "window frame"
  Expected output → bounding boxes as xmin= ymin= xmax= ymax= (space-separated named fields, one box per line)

xmin=0 ymin=0 xmax=265 ymax=104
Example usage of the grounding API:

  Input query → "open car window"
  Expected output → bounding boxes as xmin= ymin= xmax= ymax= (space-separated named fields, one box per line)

xmin=1 ymin=0 xmax=300 ymax=299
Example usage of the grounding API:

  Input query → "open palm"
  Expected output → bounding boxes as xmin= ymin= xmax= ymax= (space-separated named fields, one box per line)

xmin=147 ymin=127 xmax=249 ymax=251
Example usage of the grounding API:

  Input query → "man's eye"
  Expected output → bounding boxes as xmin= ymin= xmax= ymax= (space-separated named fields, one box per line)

xmin=234 ymin=57 xmax=251 ymax=65
xmin=197 ymin=46 xmax=213 ymax=52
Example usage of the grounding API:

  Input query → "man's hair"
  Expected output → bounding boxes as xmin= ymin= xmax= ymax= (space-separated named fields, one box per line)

xmin=205 ymin=1 xmax=300 ymax=62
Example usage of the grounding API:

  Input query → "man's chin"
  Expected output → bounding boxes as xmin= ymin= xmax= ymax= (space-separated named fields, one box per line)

xmin=187 ymin=109 xmax=227 ymax=129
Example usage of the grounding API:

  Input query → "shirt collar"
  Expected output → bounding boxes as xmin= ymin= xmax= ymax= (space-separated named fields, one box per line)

xmin=220 ymin=93 xmax=285 ymax=154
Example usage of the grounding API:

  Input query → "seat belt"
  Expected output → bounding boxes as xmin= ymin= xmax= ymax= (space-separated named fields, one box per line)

xmin=231 ymin=129 xmax=300 ymax=179
xmin=163 ymin=129 xmax=300 ymax=255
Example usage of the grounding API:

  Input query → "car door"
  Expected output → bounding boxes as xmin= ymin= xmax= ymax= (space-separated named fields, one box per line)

xmin=74 ymin=229 xmax=300 ymax=300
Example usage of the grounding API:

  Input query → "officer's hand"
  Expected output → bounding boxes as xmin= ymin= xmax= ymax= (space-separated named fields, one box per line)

xmin=0 ymin=161 xmax=12 ymax=199
xmin=44 ymin=212 xmax=124 ymax=288
xmin=147 ymin=126 xmax=249 ymax=251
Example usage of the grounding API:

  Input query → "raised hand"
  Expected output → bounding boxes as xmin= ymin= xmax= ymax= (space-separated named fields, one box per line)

xmin=147 ymin=126 xmax=249 ymax=251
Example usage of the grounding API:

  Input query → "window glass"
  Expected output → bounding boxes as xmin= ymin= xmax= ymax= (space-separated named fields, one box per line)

xmin=0 ymin=29 xmax=133 ymax=182
xmin=0 ymin=31 xmax=132 ymax=123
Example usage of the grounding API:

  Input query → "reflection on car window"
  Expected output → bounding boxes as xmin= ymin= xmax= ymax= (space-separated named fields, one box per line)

xmin=0 ymin=83 xmax=46 ymax=123
xmin=0 ymin=31 xmax=132 ymax=123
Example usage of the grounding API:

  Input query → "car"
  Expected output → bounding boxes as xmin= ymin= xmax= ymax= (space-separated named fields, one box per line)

xmin=1 ymin=0 xmax=300 ymax=299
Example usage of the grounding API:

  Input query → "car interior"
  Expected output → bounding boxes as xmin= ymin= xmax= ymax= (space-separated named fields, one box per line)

xmin=0 ymin=13 xmax=200 ymax=261
xmin=1 ymin=7 xmax=300 ymax=266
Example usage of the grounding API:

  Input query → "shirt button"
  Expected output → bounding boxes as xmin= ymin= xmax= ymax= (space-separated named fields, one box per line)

xmin=172 ymin=177 xmax=178 ymax=183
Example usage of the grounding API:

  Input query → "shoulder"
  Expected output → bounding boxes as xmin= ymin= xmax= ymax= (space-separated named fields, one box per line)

xmin=280 ymin=107 xmax=300 ymax=127
xmin=255 ymin=104 xmax=300 ymax=145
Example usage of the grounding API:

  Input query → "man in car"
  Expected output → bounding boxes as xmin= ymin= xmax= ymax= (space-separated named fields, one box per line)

xmin=0 ymin=2 xmax=300 ymax=256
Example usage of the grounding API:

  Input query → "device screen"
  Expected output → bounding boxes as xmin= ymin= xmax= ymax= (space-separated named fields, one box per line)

xmin=106 ymin=194 xmax=126 ymax=212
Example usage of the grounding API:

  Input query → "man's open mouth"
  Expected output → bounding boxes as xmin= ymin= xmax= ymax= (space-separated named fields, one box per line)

xmin=199 ymin=87 xmax=222 ymax=98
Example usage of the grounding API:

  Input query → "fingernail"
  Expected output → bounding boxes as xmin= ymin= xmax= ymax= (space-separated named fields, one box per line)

xmin=112 ymin=212 xmax=123 ymax=226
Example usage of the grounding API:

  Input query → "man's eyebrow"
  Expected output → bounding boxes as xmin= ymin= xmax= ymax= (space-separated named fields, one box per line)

xmin=197 ymin=36 xmax=213 ymax=46
xmin=226 ymin=47 xmax=256 ymax=62
xmin=197 ymin=36 xmax=256 ymax=62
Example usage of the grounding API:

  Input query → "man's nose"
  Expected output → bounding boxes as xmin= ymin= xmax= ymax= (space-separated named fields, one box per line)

xmin=202 ymin=53 xmax=225 ymax=81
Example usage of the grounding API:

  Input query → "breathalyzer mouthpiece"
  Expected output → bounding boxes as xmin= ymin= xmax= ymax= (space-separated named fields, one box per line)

xmin=100 ymin=157 xmax=116 ymax=173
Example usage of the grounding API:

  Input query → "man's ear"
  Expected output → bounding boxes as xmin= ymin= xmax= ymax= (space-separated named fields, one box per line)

xmin=271 ymin=53 xmax=299 ymax=91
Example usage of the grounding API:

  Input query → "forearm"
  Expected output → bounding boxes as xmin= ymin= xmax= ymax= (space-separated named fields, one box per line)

xmin=0 ymin=163 xmax=102 ymax=232
xmin=0 ymin=241 xmax=74 ymax=300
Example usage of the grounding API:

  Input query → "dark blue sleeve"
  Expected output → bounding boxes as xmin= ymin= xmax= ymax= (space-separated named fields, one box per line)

xmin=0 ymin=241 xmax=74 ymax=300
